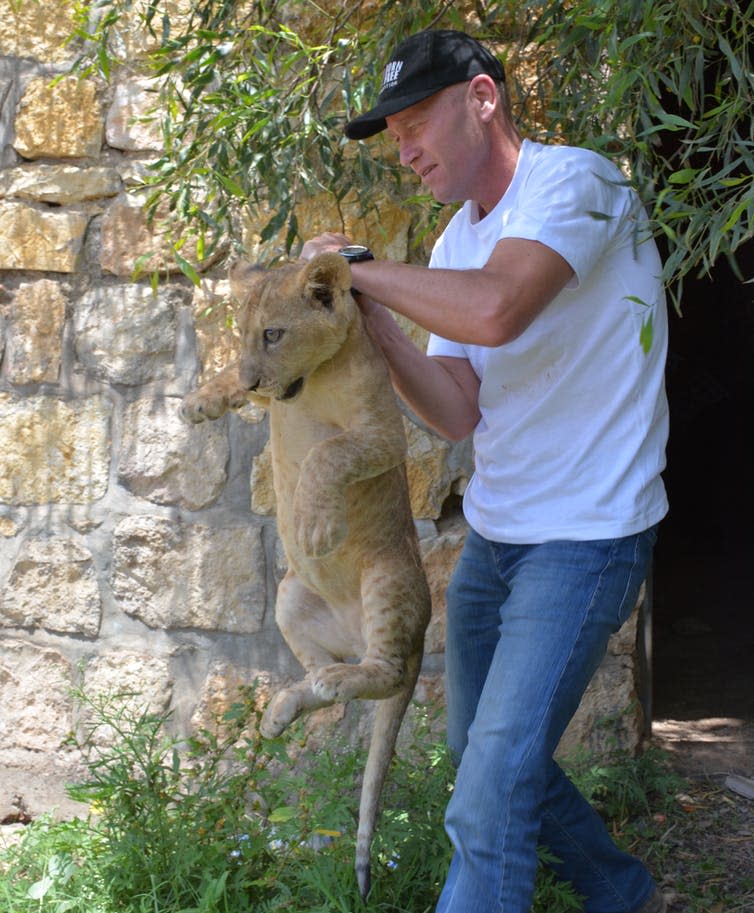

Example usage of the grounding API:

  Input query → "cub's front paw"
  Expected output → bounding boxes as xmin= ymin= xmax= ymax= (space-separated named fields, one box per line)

xmin=180 ymin=391 xmax=211 ymax=424
xmin=180 ymin=388 xmax=247 ymax=424
xmin=294 ymin=507 xmax=346 ymax=557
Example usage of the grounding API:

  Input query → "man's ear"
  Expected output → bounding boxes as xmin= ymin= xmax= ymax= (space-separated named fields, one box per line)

xmin=468 ymin=73 xmax=499 ymax=123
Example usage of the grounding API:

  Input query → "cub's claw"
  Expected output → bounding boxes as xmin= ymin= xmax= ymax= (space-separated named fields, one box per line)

xmin=294 ymin=510 xmax=346 ymax=557
xmin=293 ymin=484 xmax=347 ymax=557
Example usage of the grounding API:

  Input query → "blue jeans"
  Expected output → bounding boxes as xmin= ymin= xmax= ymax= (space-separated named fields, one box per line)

xmin=437 ymin=528 xmax=659 ymax=913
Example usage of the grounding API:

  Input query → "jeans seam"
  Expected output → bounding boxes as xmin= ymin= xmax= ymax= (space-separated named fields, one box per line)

xmin=492 ymin=575 xmax=599 ymax=911
xmin=541 ymin=807 xmax=633 ymax=911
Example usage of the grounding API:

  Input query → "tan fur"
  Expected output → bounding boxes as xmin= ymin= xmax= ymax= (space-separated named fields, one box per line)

xmin=181 ymin=253 xmax=431 ymax=896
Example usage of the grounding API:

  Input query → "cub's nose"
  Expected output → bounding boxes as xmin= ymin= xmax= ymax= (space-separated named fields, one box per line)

xmin=239 ymin=359 xmax=259 ymax=391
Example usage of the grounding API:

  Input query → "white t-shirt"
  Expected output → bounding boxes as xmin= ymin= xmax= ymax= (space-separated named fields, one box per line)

xmin=427 ymin=139 xmax=669 ymax=543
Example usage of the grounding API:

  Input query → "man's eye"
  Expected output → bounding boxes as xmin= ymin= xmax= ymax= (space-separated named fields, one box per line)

xmin=263 ymin=328 xmax=284 ymax=344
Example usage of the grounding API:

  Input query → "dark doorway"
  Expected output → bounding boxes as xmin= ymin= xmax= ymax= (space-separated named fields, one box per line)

xmin=650 ymin=242 xmax=754 ymax=767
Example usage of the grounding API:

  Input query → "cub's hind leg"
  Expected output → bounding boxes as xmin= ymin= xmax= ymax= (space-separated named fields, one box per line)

xmin=260 ymin=571 xmax=359 ymax=738
xmin=311 ymin=550 xmax=430 ymax=704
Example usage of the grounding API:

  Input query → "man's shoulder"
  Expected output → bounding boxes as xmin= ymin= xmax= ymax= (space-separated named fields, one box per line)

xmin=524 ymin=140 xmax=621 ymax=180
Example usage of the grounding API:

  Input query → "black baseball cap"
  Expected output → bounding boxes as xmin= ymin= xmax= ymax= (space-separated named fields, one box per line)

xmin=344 ymin=29 xmax=506 ymax=140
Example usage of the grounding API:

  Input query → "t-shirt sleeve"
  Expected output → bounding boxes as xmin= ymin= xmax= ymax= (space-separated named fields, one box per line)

xmin=425 ymin=233 xmax=469 ymax=359
xmin=500 ymin=151 xmax=632 ymax=286
xmin=426 ymin=333 xmax=466 ymax=358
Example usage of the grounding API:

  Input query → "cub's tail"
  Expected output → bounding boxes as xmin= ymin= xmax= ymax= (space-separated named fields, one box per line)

xmin=354 ymin=649 xmax=423 ymax=898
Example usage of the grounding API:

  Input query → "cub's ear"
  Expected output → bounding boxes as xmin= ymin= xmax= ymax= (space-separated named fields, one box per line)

xmin=228 ymin=259 xmax=267 ymax=305
xmin=301 ymin=252 xmax=352 ymax=309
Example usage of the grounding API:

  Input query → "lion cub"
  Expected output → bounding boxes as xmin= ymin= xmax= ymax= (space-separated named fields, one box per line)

xmin=182 ymin=252 xmax=431 ymax=896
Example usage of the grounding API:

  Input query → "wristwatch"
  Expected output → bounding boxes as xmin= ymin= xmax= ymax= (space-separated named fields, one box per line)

xmin=338 ymin=245 xmax=374 ymax=295
xmin=338 ymin=244 xmax=375 ymax=263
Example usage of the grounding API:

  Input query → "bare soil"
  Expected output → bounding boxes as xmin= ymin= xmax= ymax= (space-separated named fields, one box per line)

xmin=650 ymin=518 xmax=753 ymax=910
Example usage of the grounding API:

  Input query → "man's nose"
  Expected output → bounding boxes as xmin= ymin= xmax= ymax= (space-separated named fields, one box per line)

xmin=399 ymin=140 xmax=419 ymax=169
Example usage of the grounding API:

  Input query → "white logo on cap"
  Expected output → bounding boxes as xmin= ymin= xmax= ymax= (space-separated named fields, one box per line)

xmin=381 ymin=60 xmax=403 ymax=92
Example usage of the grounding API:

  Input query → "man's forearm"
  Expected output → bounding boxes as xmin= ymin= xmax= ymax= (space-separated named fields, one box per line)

xmin=360 ymin=298 xmax=480 ymax=441
xmin=351 ymin=259 xmax=503 ymax=345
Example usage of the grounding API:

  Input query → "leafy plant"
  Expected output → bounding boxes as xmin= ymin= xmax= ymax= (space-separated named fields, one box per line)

xmin=68 ymin=0 xmax=465 ymax=268
xmin=63 ymin=686 xmax=284 ymax=911
xmin=67 ymin=0 xmax=752 ymax=307
xmin=522 ymin=0 xmax=754 ymax=310
xmin=0 ymin=815 xmax=109 ymax=913
xmin=4 ymin=685 xmax=752 ymax=911
xmin=0 ymin=687 xmax=584 ymax=912
xmin=564 ymin=744 xmax=687 ymax=825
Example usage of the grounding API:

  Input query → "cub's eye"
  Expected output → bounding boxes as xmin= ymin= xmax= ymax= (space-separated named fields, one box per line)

xmin=263 ymin=328 xmax=284 ymax=345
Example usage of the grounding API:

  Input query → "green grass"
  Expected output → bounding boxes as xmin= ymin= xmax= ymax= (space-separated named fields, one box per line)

xmin=1 ymin=687 xmax=747 ymax=912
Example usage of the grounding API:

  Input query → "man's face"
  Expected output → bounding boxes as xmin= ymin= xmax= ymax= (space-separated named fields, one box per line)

xmin=385 ymin=82 xmax=489 ymax=205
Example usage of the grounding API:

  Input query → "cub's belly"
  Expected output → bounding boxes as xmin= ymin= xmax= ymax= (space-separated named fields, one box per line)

xmin=292 ymin=551 xmax=364 ymax=611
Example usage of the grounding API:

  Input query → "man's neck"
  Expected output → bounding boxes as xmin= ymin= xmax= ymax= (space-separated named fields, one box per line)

xmin=475 ymin=131 xmax=523 ymax=219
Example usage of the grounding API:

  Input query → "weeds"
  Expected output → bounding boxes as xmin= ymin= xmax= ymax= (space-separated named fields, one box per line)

xmin=0 ymin=687 xmax=747 ymax=912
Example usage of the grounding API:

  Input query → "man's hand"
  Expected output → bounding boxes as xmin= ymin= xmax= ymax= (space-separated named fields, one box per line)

xmin=300 ymin=231 xmax=352 ymax=261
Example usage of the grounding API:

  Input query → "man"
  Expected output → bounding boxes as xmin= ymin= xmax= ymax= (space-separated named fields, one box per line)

xmin=302 ymin=29 xmax=669 ymax=913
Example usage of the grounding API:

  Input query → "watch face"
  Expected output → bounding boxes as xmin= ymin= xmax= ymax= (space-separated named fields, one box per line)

xmin=339 ymin=245 xmax=374 ymax=262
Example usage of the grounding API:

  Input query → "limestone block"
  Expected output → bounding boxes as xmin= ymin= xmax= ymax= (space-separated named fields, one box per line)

xmin=1 ymin=538 xmax=102 ymax=636
xmin=0 ymin=163 xmax=121 ymax=204
xmin=92 ymin=0 xmax=192 ymax=62
xmin=13 ymin=75 xmax=103 ymax=160
xmin=405 ymin=419 xmax=453 ymax=519
xmin=420 ymin=515 xmax=468 ymax=655
xmin=192 ymin=277 xmax=238 ymax=377
xmin=190 ymin=661 xmax=275 ymax=737
xmin=99 ymin=191 xmax=211 ymax=277
xmin=0 ymin=640 xmax=73 ymax=751
xmin=395 ymin=312 xmax=430 ymax=352
xmin=404 ymin=671 xmax=447 ymax=743
xmin=0 ymin=517 xmax=19 ymax=538
xmin=246 ymin=189 xmax=413 ymax=263
xmin=0 ymin=201 xmax=90 ymax=272
xmin=272 ymin=534 xmax=288 ymax=581
xmin=106 ymin=78 xmax=164 ymax=152
xmin=5 ymin=279 xmax=66 ymax=384
xmin=0 ymin=394 xmax=111 ymax=505
xmin=411 ymin=671 xmax=446 ymax=709
xmin=80 ymin=650 xmax=173 ymax=746
xmin=0 ymin=297 xmax=5 ymax=362
xmin=558 ymin=612 xmax=642 ymax=757
xmin=118 ymin=396 xmax=229 ymax=510
xmin=111 ymin=515 xmax=267 ymax=633
xmin=73 ymin=282 xmax=183 ymax=385
xmin=1 ymin=59 xmax=25 ymax=169
xmin=250 ymin=441 xmax=275 ymax=516
xmin=0 ymin=0 xmax=78 ymax=65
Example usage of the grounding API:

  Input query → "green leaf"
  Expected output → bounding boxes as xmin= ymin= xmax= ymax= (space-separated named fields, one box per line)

xmin=269 ymin=805 xmax=298 ymax=823
xmin=640 ymin=313 xmax=654 ymax=355
xmin=132 ymin=251 xmax=156 ymax=280
xmin=668 ymin=168 xmax=698 ymax=185
xmin=656 ymin=112 xmax=696 ymax=131
xmin=174 ymin=250 xmax=202 ymax=286
xmin=719 ymin=176 xmax=752 ymax=188
xmin=27 ymin=875 xmax=54 ymax=900
xmin=722 ymin=198 xmax=750 ymax=234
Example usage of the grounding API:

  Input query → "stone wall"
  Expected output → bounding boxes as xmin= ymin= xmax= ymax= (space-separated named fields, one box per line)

xmin=0 ymin=0 xmax=643 ymax=823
